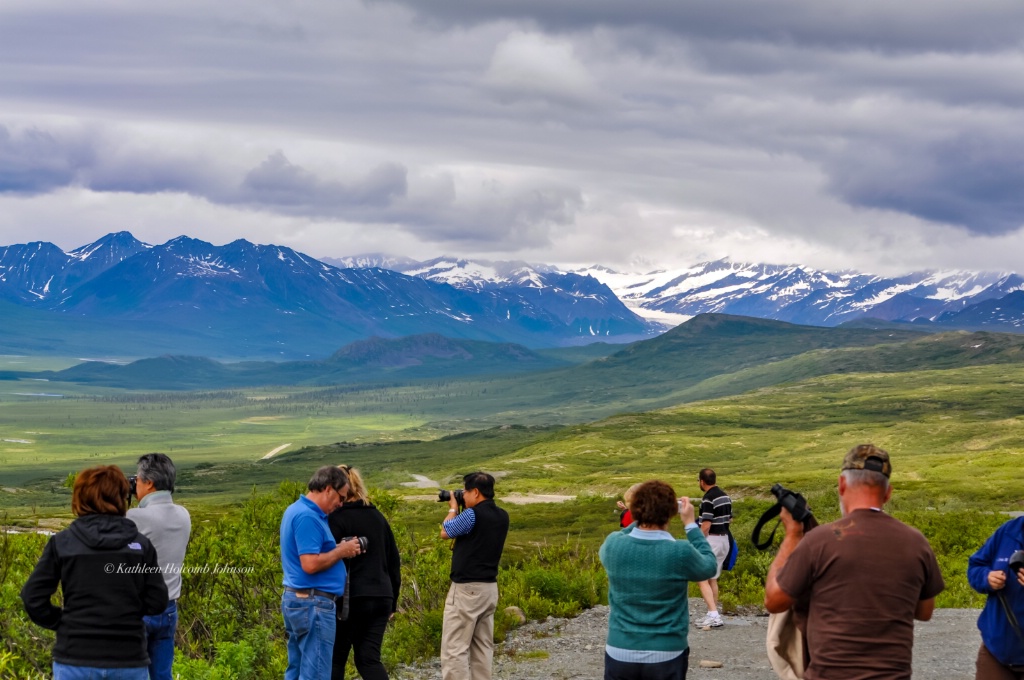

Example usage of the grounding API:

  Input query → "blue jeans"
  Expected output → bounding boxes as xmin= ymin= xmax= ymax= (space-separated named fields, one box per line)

xmin=282 ymin=590 xmax=337 ymax=680
xmin=143 ymin=600 xmax=178 ymax=680
xmin=53 ymin=662 xmax=149 ymax=680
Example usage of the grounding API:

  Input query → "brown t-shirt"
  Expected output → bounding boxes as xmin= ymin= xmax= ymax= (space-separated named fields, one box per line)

xmin=776 ymin=509 xmax=945 ymax=680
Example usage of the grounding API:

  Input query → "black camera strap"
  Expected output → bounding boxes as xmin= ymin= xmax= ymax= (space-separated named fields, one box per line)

xmin=752 ymin=502 xmax=784 ymax=551
xmin=338 ymin=562 xmax=351 ymax=621
xmin=997 ymin=591 xmax=1024 ymax=647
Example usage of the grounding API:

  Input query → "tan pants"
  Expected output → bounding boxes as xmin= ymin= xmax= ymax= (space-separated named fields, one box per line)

xmin=440 ymin=581 xmax=499 ymax=680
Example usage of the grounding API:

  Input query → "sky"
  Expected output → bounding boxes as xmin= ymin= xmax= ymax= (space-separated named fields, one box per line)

xmin=2 ymin=0 xmax=1024 ymax=275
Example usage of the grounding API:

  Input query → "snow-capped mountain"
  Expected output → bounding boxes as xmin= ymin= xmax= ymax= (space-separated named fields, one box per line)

xmin=0 ymin=234 xmax=650 ymax=359
xmin=572 ymin=260 xmax=1024 ymax=328
xmin=354 ymin=254 xmax=1024 ymax=332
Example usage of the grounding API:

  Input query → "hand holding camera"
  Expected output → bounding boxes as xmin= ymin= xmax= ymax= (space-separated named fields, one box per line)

xmin=753 ymin=483 xmax=819 ymax=551
xmin=438 ymin=488 xmax=465 ymax=512
xmin=677 ymin=496 xmax=696 ymax=526
xmin=338 ymin=536 xmax=367 ymax=558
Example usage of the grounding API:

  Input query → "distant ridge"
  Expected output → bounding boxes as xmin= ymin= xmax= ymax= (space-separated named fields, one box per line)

xmin=13 ymin=334 xmax=573 ymax=389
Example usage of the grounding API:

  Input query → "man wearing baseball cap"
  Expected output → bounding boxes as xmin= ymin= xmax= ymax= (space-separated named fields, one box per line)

xmin=763 ymin=444 xmax=945 ymax=680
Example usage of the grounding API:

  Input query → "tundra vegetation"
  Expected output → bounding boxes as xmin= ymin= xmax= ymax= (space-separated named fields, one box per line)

xmin=2 ymin=320 xmax=1023 ymax=677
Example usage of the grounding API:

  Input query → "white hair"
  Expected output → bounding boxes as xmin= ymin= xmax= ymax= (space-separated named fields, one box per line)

xmin=841 ymin=468 xmax=890 ymax=492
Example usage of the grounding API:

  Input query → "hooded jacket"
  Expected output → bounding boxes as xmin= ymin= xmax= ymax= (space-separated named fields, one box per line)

xmin=21 ymin=513 xmax=169 ymax=668
xmin=968 ymin=516 xmax=1024 ymax=667
xmin=328 ymin=500 xmax=402 ymax=611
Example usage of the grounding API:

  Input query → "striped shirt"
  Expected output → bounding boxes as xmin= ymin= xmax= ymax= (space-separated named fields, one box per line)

xmin=443 ymin=508 xmax=476 ymax=537
xmin=700 ymin=485 xmax=732 ymax=535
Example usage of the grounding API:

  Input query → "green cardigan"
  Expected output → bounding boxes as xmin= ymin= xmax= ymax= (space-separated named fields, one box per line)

xmin=599 ymin=525 xmax=717 ymax=652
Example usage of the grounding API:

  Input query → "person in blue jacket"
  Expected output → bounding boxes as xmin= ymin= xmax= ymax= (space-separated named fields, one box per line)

xmin=968 ymin=515 xmax=1024 ymax=679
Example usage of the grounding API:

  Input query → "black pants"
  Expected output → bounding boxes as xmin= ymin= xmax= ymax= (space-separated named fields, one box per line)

xmin=331 ymin=596 xmax=392 ymax=680
xmin=604 ymin=648 xmax=690 ymax=680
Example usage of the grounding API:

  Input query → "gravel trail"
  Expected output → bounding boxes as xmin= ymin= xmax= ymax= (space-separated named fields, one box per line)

xmin=397 ymin=599 xmax=982 ymax=679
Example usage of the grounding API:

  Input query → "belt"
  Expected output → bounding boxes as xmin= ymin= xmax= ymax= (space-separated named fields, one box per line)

xmin=284 ymin=586 xmax=339 ymax=601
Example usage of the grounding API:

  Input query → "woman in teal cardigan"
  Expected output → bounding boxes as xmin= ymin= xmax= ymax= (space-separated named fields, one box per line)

xmin=599 ymin=480 xmax=718 ymax=680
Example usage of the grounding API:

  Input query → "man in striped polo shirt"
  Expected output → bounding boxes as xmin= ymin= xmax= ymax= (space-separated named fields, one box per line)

xmin=695 ymin=468 xmax=732 ymax=628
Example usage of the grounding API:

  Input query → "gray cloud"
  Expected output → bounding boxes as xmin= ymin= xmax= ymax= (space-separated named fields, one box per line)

xmin=0 ymin=125 xmax=94 ymax=194
xmin=828 ymin=131 xmax=1024 ymax=235
xmin=237 ymin=152 xmax=408 ymax=213
xmin=2 ymin=0 xmax=1024 ymax=271
xmin=372 ymin=0 xmax=1024 ymax=54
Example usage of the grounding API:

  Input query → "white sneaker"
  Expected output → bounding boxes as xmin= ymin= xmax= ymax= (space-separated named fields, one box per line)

xmin=696 ymin=613 xmax=724 ymax=628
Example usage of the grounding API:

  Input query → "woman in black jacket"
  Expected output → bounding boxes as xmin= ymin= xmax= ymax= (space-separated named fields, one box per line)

xmin=328 ymin=465 xmax=402 ymax=680
xmin=21 ymin=465 xmax=168 ymax=679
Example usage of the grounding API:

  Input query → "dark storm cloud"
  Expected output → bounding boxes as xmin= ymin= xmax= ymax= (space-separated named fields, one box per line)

xmin=0 ymin=125 xmax=94 ymax=194
xmin=373 ymin=0 xmax=1024 ymax=53
xmin=829 ymin=131 xmax=1024 ymax=235
xmin=237 ymin=152 xmax=408 ymax=213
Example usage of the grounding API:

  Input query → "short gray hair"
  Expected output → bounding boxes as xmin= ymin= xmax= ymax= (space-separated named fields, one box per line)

xmin=841 ymin=468 xmax=890 ymax=492
xmin=136 ymin=453 xmax=177 ymax=492
xmin=308 ymin=465 xmax=349 ymax=493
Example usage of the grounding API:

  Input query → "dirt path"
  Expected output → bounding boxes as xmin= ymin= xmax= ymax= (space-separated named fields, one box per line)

xmin=396 ymin=599 xmax=982 ymax=679
xmin=260 ymin=443 xmax=291 ymax=460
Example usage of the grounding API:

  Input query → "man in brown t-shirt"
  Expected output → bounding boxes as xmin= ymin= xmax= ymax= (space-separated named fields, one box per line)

xmin=764 ymin=445 xmax=945 ymax=680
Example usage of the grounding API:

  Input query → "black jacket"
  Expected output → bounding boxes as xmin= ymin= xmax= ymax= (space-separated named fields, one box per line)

xmin=21 ymin=514 xmax=169 ymax=668
xmin=328 ymin=500 xmax=402 ymax=612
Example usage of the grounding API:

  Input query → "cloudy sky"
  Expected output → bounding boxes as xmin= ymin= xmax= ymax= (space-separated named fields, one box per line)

xmin=2 ymin=0 xmax=1023 ymax=274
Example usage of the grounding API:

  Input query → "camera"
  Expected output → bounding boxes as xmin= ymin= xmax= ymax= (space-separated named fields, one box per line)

xmin=126 ymin=475 xmax=138 ymax=501
xmin=753 ymin=483 xmax=819 ymax=550
xmin=1010 ymin=550 xmax=1024 ymax=574
xmin=438 ymin=489 xmax=465 ymax=508
xmin=770 ymin=483 xmax=814 ymax=524
xmin=342 ymin=536 xmax=369 ymax=553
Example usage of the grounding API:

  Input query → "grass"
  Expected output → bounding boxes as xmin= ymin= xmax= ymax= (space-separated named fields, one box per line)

xmin=5 ymin=361 xmax=1024 ymax=521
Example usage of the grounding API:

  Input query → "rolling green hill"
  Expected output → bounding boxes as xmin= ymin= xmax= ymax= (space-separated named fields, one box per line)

xmin=4 ymin=334 xmax=585 ymax=390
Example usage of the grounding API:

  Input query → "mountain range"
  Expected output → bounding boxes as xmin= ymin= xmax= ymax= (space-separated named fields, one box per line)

xmin=330 ymin=255 xmax=1024 ymax=332
xmin=4 ymin=231 xmax=1024 ymax=360
xmin=0 ymin=233 xmax=649 ymax=359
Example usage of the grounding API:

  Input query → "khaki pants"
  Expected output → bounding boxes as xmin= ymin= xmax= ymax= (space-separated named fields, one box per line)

xmin=440 ymin=582 xmax=499 ymax=680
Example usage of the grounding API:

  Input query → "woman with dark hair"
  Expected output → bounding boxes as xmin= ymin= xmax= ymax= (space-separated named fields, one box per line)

xmin=21 ymin=465 xmax=169 ymax=680
xmin=599 ymin=480 xmax=717 ymax=680
xmin=328 ymin=466 xmax=402 ymax=680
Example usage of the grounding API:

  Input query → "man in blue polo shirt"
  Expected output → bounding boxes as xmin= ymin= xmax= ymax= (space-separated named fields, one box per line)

xmin=281 ymin=466 xmax=364 ymax=679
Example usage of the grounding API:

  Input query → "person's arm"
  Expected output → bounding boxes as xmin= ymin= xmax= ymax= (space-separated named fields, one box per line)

xmin=967 ymin=526 xmax=1002 ymax=594
xmin=299 ymin=539 xmax=362 ymax=574
xmin=677 ymin=497 xmax=717 ymax=580
xmin=294 ymin=516 xmax=362 ymax=574
xmin=914 ymin=597 xmax=936 ymax=621
xmin=440 ymin=507 xmax=476 ymax=540
xmin=20 ymin=538 xmax=63 ymax=630
xmin=764 ymin=508 xmax=805 ymax=613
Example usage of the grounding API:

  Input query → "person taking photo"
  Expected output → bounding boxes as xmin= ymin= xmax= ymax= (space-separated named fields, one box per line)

xmin=968 ymin=515 xmax=1024 ymax=679
xmin=439 ymin=472 xmax=510 ymax=680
